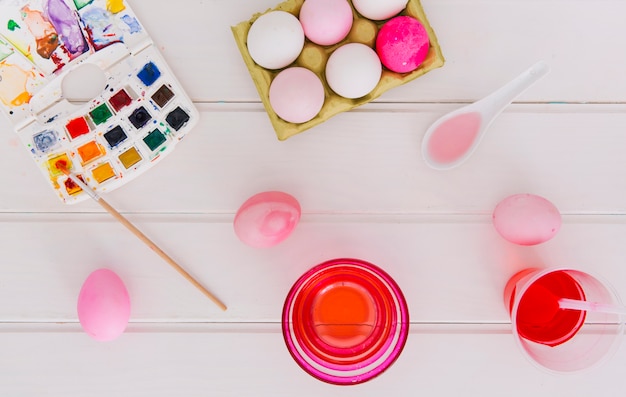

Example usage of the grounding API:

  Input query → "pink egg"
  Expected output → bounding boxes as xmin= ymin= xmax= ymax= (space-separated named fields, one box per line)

xmin=269 ymin=67 xmax=325 ymax=123
xmin=492 ymin=194 xmax=562 ymax=246
xmin=77 ymin=269 xmax=131 ymax=342
xmin=234 ymin=191 xmax=301 ymax=248
xmin=299 ymin=0 xmax=353 ymax=46
xmin=375 ymin=16 xmax=430 ymax=73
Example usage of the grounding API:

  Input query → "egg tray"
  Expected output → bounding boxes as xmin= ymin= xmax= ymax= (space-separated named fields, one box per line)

xmin=231 ymin=0 xmax=445 ymax=141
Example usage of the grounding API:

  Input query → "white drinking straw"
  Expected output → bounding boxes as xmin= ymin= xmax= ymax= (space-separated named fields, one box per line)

xmin=559 ymin=298 xmax=626 ymax=316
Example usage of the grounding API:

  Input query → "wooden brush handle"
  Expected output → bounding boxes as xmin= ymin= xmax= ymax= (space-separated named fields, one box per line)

xmin=56 ymin=161 xmax=227 ymax=311
xmin=96 ymin=198 xmax=228 ymax=311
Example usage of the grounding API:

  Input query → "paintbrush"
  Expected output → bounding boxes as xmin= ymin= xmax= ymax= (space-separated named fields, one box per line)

xmin=55 ymin=160 xmax=227 ymax=311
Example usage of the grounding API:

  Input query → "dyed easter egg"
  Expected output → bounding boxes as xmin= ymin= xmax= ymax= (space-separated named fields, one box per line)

xmin=269 ymin=67 xmax=325 ymax=123
xmin=234 ymin=191 xmax=301 ymax=248
xmin=325 ymin=43 xmax=382 ymax=99
xmin=299 ymin=0 xmax=353 ymax=46
xmin=352 ymin=0 xmax=408 ymax=20
xmin=376 ymin=16 xmax=430 ymax=73
xmin=246 ymin=11 xmax=305 ymax=70
xmin=492 ymin=194 xmax=562 ymax=246
xmin=77 ymin=268 xmax=131 ymax=342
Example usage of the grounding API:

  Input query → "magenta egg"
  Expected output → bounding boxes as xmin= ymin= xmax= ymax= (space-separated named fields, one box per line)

xmin=492 ymin=193 xmax=562 ymax=246
xmin=77 ymin=268 xmax=131 ymax=342
xmin=234 ymin=191 xmax=301 ymax=248
xmin=375 ymin=16 xmax=430 ymax=73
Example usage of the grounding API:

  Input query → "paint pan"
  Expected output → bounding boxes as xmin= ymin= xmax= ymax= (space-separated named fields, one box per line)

xmin=0 ymin=0 xmax=199 ymax=203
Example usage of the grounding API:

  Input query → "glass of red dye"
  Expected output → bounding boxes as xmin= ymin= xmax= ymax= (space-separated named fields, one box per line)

xmin=282 ymin=258 xmax=409 ymax=385
xmin=504 ymin=268 xmax=624 ymax=372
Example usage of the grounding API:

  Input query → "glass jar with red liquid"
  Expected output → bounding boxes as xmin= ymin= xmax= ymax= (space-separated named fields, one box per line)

xmin=504 ymin=268 xmax=624 ymax=372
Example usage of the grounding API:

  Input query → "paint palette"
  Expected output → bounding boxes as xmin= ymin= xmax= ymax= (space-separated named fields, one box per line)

xmin=0 ymin=0 xmax=198 ymax=203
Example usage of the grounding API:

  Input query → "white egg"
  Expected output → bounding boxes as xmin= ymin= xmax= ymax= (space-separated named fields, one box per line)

xmin=246 ymin=11 xmax=305 ymax=70
xmin=325 ymin=43 xmax=381 ymax=99
xmin=352 ymin=0 xmax=408 ymax=20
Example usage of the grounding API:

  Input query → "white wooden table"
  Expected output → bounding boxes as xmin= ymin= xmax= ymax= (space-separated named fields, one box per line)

xmin=1 ymin=0 xmax=626 ymax=395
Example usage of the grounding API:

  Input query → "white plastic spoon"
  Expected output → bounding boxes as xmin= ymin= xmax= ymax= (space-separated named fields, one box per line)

xmin=421 ymin=60 xmax=550 ymax=170
xmin=559 ymin=298 xmax=626 ymax=316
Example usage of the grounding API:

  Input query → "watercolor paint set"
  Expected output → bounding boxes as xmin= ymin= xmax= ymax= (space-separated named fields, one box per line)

xmin=0 ymin=0 xmax=198 ymax=203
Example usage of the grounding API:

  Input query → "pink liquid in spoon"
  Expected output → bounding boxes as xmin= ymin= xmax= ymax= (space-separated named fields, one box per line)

xmin=426 ymin=111 xmax=482 ymax=164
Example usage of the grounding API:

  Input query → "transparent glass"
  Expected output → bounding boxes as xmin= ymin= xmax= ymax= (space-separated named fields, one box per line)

xmin=504 ymin=268 xmax=624 ymax=373
xmin=282 ymin=258 xmax=409 ymax=385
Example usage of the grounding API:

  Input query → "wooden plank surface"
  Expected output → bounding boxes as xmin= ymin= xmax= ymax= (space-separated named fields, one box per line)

xmin=0 ymin=0 xmax=625 ymax=395
xmin=2 ymin=324 xmax=626 ymax=397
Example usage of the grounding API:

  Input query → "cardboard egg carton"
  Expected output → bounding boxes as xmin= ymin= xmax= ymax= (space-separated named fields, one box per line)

xmin=231 ymin=0 xmax=445 ymax=141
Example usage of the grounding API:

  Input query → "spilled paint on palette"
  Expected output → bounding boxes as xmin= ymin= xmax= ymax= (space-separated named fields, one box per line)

xmin=2 ymin=5 xmax=64 ymax=72
xmin=0 ymin=0 xmax=198 ymax=204
xmin=0 ymin=0 xmax=149 ymax=108
xmin=7 ymin=20 xmax=20 ymax=31
xmin=1 ymin=0 xmax=146 ymax=75
xmin=106 ymin=0 xmax=125 ymax=14
xmin=0 ymin=37 xmax=13 ymax=61
xmin=120 ymin=14 xmax=140 ymax=33
xmin=45 ymin=0 xmax=88 ymax=56
xmin=21 ymin=6 xmax=60 ymax=59
xmin=80 ymin=7 xmax=123 ymax=50
xmin=1 ymin=19 xmax=34 ymax=63
xmin=73 ymin=0 xmax=94 ymax=10
xmin=0 ymin=61 xmax=34 ymax=106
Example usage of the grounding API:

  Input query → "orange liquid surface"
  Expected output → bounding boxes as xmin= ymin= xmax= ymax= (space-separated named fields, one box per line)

xmin=312 ymin=282 xmax=376 ymax=348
